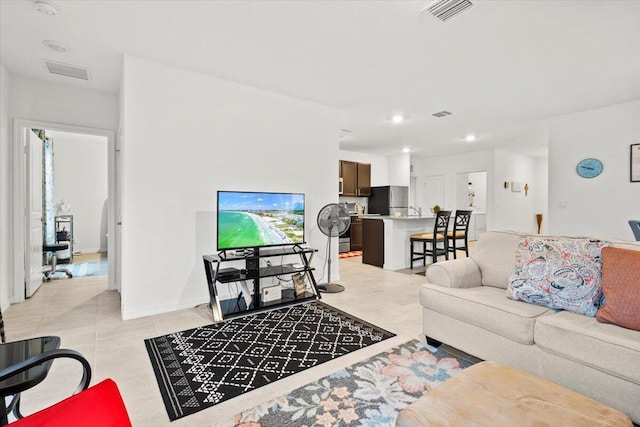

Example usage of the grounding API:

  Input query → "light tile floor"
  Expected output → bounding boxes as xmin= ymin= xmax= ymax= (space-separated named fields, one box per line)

xmin=3 ymin=257 xmax=456 ymax=426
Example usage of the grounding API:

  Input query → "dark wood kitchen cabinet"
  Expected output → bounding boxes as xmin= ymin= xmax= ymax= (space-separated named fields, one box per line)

xmin=340 ymin=161 xmax=357 ymax=196
xmin=339 ymin=161 xmax=371 ymax=197
xmin=362 ymin=218 xmax=384 ymax=267
xmin=356 ymin=163 xmax=371 ymax=196
xmin=350 ymin=216 xmax=363 ymax=251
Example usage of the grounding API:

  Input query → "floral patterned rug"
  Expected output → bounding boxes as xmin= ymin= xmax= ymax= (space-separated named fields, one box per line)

xmin=219 ymin=339 xmax=475 ymax=427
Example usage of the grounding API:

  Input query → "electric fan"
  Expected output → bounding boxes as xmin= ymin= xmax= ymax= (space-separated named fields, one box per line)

xmin=316 ymin=203 xmax=351 ymax=293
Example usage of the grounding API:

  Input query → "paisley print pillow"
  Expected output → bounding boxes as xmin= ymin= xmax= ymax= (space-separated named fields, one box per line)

xmin=506 ymin=237 xmax=611 ymax=316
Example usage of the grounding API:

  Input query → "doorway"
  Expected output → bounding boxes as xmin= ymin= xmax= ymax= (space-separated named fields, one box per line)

xmin=12 ymin=119 xmax=118 ymax=304
xmin=44 ymin=129 xmax=109 ymax=278
xmin=455 ymin=171 xmax=487 ymax=212
xmin=455 ymin=171 xmax=488 ymax=240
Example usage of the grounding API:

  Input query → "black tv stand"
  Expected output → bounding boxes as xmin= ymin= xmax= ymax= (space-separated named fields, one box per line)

xmin=202 ymin=246 xmax=320 ymax=322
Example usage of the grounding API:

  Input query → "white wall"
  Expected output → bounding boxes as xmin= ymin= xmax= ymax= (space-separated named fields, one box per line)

xmin=10 ymin=76 xmax=118 ymax=130
xmin=48 ymin=130 xmax=108 ymax=253
xmin=121 ymin=56 xmax=339 ymax=319
xmin=534 ymin=156 xmax=549 ymax=234
xmin=388 ymin=153 xmax=410 ymax=186
xmin=413 ymin=149 xmax=496 ymax=227
xmin=0 ymin=64 xmax=10 ymax=311
xmin=493 ymin=149 xmax=540 ymax=234
xmin=549 ymin=100 xmax=640 ymax=240
xmin=413 ymin=147 xmax=548 ymax=233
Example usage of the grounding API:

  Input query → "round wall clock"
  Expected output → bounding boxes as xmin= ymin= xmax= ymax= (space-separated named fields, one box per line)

xmin=576 ymin=158 xmax=603 ymax=178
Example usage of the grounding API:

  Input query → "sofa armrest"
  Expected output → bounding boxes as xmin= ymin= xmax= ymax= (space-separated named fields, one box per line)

xmin=425 ymin=258 xmax=482 ymax=288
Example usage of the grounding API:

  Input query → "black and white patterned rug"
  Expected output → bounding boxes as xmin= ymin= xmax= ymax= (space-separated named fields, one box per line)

xmin=144 ymin=301 xmax=395 ymax=421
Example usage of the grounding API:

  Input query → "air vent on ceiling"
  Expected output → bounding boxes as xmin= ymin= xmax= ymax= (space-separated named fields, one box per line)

xmin=423 ymin=0 xmax=473 ymax=22
xmin=432 ymin=110 xmax=453 ymax=118
xmin=43 ymin=59 xmax=90 ymax=80
xmin=339 ymin=128 xmax=352 ymax=139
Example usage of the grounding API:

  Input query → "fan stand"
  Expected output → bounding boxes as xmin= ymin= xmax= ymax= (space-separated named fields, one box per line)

xmin=318 ymin=283 xmax=345 ymax=293
xmin=318 ymin=232 xmax=345 ymax=293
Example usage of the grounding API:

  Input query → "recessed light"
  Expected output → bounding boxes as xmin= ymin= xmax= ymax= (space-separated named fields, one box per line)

xmin=42 ymin=40 xmax=69 ymax=52
xmin=34 ymin=1 xmax=59 ymax=16
xmin=402 ymin=147 xmax=410 ymax=153
xmin=391 ymin=114 xmax=405 ymax=124
xmin=465 ymin=134 xmax=476 ymax=142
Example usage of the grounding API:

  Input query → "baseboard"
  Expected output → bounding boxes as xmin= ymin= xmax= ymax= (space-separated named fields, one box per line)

xmin=74 ymin=247 xmax=104 ymax=254
xmin=121 ymin=296 xmax=209 ymax=321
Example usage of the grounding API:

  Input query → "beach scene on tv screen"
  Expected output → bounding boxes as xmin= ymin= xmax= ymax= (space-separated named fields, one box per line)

xmin=218 ymin=192 xmax=305 ymax=249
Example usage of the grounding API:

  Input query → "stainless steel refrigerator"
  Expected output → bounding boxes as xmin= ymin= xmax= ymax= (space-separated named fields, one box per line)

xmin=368 ymin=186 xmax=409 ymax=216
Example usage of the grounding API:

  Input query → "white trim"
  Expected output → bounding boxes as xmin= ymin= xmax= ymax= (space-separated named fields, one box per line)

xmin=121 ymin=297 xmax=209 ymax=321
xmin=12 ymin=119 xmax=119 ymax=304
xmin=71 ymin=248 xmax=106 ymax=254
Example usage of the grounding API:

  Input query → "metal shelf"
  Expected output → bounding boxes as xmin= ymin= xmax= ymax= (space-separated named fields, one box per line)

xmin=54 ymin=215 xmax=74 ymax=263
xmin=202 ymin=246 xmax=320 ymax=322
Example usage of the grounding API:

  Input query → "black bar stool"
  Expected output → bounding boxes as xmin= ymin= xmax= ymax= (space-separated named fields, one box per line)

xmin=410 ymin=210 xmax=451 ymax=268
xmin=446 ymin=210 xmax=472 ymax=259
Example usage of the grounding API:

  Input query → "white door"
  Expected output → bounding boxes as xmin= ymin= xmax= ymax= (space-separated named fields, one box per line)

xmin=425 ymin=175 xmax=445 ymax=210
xmin=114 ymin=141 xmax=122 ymax=291
xmin=26 ymin=130 xmax=43 ymax=297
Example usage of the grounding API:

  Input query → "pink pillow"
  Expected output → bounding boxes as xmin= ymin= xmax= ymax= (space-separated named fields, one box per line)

xmin=596 ymin=247 xmax=640 ymax=331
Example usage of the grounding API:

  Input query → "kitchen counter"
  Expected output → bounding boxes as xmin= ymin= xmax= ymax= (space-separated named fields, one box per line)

xmin=375 ymin=215 xmax=437 ymax=220
xmin=355 ymin=214 xmax=437 ymax=219
xmin=362 ymin=216 xmax=436 ymax=270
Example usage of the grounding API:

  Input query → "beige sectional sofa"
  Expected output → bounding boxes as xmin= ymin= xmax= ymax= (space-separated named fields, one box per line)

xmin=420 ymin=231 xmax=640 ymax=423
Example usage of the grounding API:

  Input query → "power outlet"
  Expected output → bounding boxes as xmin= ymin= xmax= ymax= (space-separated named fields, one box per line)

xmin=558 ymin=201 xmax=568 ymax=209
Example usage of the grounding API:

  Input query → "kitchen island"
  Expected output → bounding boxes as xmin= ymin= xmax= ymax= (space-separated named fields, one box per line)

xmin=362 ymin=215 xmax=436 ymax=270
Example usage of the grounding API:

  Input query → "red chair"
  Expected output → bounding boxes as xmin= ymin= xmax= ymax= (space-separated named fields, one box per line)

xmin=1 ymin=344 xmax=131 ymax=426
xmin=9 ymin=379 xmax=131 ymax=427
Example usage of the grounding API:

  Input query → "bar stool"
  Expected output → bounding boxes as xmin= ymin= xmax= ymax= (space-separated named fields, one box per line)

xmin=410 ymin=210 xmax=451 ymax=268
xmin=446 ymin=210 xmax=472 ymax=259
xmin=43 ymin=243 xmax=73 ymax=280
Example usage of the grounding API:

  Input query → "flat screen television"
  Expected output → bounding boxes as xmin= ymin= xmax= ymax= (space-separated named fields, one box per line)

xmin=217 ymin=191 xmax=305 ymax=251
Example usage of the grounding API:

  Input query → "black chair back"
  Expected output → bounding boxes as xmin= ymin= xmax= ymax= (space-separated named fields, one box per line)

xmin=433 ymin=210 xmax=452 ymax=236
xmin=453 ymin=210 xmax=472 ymax=233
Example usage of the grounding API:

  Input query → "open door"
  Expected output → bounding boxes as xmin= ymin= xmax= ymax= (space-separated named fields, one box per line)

xmin=26 ymin=129 xmax=43 ymax=297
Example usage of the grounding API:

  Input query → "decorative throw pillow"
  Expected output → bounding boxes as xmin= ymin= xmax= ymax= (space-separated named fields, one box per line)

xmin=506 ymin=237 xmax=611 ymax=316
xmin=596 ymin=247 xmax=640 ymax=331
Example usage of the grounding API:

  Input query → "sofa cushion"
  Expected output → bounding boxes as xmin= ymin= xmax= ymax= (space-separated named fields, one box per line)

xmin=596 ymin=247 xmax=640 ymax=331
xmin=535 ymin=311 xmax=640 ymax=386
xmin=421 ymin=283 xmax=551 ymax=345
xmin=470 ymin=231 xmax=521 ymax=289
xmin=507 ymin=237 xmax=611 ymax=316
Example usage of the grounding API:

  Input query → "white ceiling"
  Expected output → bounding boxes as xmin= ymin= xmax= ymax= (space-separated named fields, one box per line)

xmin=2 ymin=0 xmax=640 ymax=158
